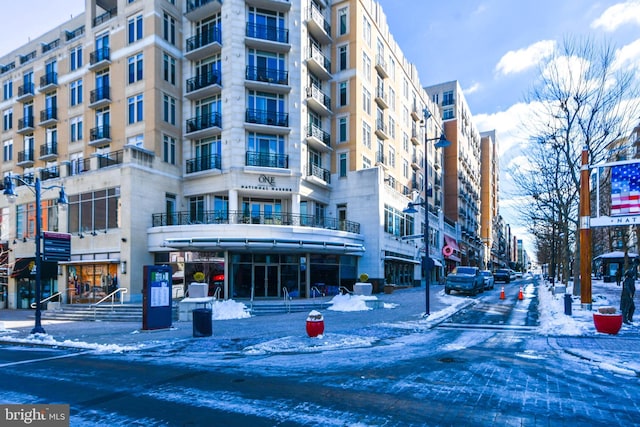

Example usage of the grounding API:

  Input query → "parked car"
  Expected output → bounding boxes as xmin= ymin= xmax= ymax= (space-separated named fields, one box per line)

xmin=445 ymin=266 xmax=484 ymax=295
xmin=515 ymin=271 xmax=523 ymax=279
xmin=480 ymin=270 xmax=495 ymax=290
xmin=494 ymin=269 xmax=511 ymax=283
xmin=509 ymin=269 xmax=518 ymax=281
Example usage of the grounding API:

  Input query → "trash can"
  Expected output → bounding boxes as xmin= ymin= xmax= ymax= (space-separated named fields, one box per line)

xmin=564 ymin=293 xmax=572 ymax=316
xmin=192 ymin=308 xmax=212 ymax=337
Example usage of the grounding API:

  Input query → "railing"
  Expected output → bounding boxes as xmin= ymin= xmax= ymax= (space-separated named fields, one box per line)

xmin=308 ymin=163 xmax=330 ymax=183
xmin=41 ymin=166 xmax=60 ymax=181
xmin=93 ymin=8 xmax=117 ymax=27
xmin=308 ymin=45 xmax=331 ymax=72
xmin=186 ymin=113 xmax=221 ymax=133
xmin=186 ymin=71 xmax=220 ymax=93
xmin=30 ymin=291 xmax=62 ymax=309
xmin=282 ymin=287 xmax=291 ymax=313
xmin=307 ymin=123 xmax=331 ymax=146
xmin=311 ymin=286 xmax=325 ymax=301
xmin=90 ymin=288 xmax=128 ymax=318
xmin=307 ymin=6 xmax=331 ymax=35
xmin=212 ymin=287 xmax=221 ymax=301
xmin=186 ymin=153 xmax=221 ymax=173
xmin=151 ymin=210 xmax=361 ymax=233
xmin=97 ymin=150 xmax=123 ymax=168
xmin=306 ymin=85 xmax=331 ymax=110
xmin=90 ymin=125 xmax=111 ymax=142
xmin=246 ymin=23 xmax=289 ymax=43
xmin=245 ymin=66 xmax=288 ymax=85
xmin=245 ymin=109 xmax=288 ymax=127
xmin=90 ymin=47 xmax=110 ymax=64
xmin=339 ymin=286 xmax=353 ymax=295
xmin=245 ymin=151 xmax=289 ymax=168
xmin=186 ymin=26 xmax=221 ymax=52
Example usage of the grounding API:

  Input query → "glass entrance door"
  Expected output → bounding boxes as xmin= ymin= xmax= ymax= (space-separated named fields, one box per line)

xmin=254 ymin=264 xmax=279 ymax=297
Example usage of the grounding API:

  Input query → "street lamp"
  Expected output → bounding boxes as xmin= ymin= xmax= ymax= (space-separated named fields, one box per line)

xmin=403 ymin=108 xmax=450 ymax=316
xmin=3 ymin=174 xmax=68 ymax=334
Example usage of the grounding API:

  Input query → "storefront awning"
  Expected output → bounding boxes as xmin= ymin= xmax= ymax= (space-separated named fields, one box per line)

xmin=163 ymin=237 xmax=366 ymax=255
xmin=432 ymin=258 xmax=443 ymax=267
xmin=384 ymin=256 xmax=420 ymax=264
xmin=445 ymin=254 xmax=461 ymax=262
xmin=444 ymin=235 xmax=459 ymax=252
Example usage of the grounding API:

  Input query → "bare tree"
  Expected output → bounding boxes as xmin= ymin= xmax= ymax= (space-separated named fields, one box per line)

xmin=512 ymin=36 xmax=640 ymax=289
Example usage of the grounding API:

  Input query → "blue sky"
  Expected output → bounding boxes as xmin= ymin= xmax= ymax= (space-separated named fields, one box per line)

xmin=2 ymin=0 xmax=639 ymax=259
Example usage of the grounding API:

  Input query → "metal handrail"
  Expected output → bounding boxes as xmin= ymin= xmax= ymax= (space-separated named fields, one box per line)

xmin=310 ymin=286 xmax=325 ymax=302
xmin=212 ymin=287 xmax=221 ymax=300
xmin=90 ymin=288 xmax=128 ymax=317
xmin=282 ymin=287 xmax=291 ymax=313
xmin=30 ymin=291 xmax=62 ymax=309
xmin=339 ymin=286 xmax=353 ymax=295
xmin=66 ymin=287 xmax=76 ymax=304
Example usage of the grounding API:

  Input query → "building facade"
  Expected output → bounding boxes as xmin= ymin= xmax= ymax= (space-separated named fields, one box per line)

xmin=0 ymin=0 xmax=455 ymax=310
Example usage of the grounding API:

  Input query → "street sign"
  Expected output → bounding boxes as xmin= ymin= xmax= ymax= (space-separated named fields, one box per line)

xmin=42 ymin=232 xmax=71 ymax=262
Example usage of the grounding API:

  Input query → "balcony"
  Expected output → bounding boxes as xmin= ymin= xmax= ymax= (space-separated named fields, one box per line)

xmin=375 ymin=54 xmax=389 ymax=78
xmin=185 ymin=0 xmax=222 ymax=22
xmin=97 ymin=150 xmax=123 ymax=169
xmin=245 ymin=66 xmax=289 ymax=93
xmin=411 ymin=107 xmax=421 ymax=122
xmin=245 ymin=23 xmax=290 ymax=53
xmin=17 ymin=116 xmax=35 ymax=134
xmin=185 ymin=71 xmax=221 ymax=100
xmin=306 ymin=6 xmax=331 ymax=44
xmin=306 ymin=86 xmax=331 ymax=116
xmin=307 ymin=45 xmax=331 ymax=80
xmin=411 ymin=125 xmax=421 ymax=145
xmin=185 ymin=27 xmax=222 ymax=61
xmin=375 ymin=87 xmax=389 ymax=109
xmin=93 ymin=7 xmax=116 ymax=27
xmin=39 ymin=72 xmax=58 ymax=91
xmin=376 ymin=151 xmax=386 ymax=166
xmin=17 ymin=83 xmax=35 ymax=102
xmin=89 ymin=47 xmax=111 ymax=71
xmin=17 ymin=149 xmax=35 ymax=167
xmin=307 ymin=163 xmax=331 ymax=184
xmin=245 ymin=151 xmax=288 ymax=169
xmin=41 ymin=165 xmax=60 ymax=181
xmin=306 ymin=123 xmax=331 ymax=151
xmin=89 ymin=87 xmax=111 ymax=109
xmin=245 ymin=109 xmax=288 ymax=128
xmin=39 ymin=143 xmax=58 ymax=161
xmin=39 ymin=108 xmax=58 ymax=126
xmin=375 ymin=119 xmax=389 ymax=140
xmin=186 ymin=153 xmax=221 ymax=174
xmin=152 ymin=210 xmax=360 ymax=234
xmin=185 ymin=113 xmax=222 ymax=139
xmin=245 ymin=0 xmax=291 ymax=13
xmin=89 ymin=125 xmax=111 ymax=147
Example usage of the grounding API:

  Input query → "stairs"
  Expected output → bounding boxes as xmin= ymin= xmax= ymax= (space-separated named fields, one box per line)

xmin=41 ymin=304 xmax=145 ymax=322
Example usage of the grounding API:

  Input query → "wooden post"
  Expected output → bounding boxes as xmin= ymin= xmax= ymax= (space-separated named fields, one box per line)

xmin=580 ymin=146 xmax=592 ymax=310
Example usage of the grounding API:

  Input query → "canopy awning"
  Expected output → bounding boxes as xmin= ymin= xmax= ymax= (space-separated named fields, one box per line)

xmin=444 ymin=235 xmax=459 ymax=252
xmin=445 ymin=254 xmax=461 ymax=262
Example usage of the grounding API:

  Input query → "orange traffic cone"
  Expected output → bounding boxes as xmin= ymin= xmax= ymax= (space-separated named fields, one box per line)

xmin=500 ymin=286 xmax=505 ymax=300
xmin=518 ymin=286 xmax=524 ymax=300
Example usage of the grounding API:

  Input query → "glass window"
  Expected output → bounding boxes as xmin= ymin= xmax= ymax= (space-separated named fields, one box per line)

xmin=3 ymin=109 xmax=12 ymax=131
xmin=3 ymin=139 xmax=13 ymax=162
xmin=338 ymin=7 xmax=348 ymax=35
xmin=70 ymin=45 xmax=82 ymax=71
xmin=127 ymin=94 xmax=143 ymax=124
xmin=70 ymin=117 xmax=83 ymax=142
xmin=163 ymin=12 xmax=176 ymax=45
xmin=339 ymin=153 xmax=347 ymax=177
xmin=163 ymin=135 xmax=176 ymax=165
xmin=338 ymin=45 xmax=348 ymax=71
xmin=3 ymin=80 xmax=12 ymax=100
xmin=70 ymin=79 xmax=82 ymax=106
xmin=338 ymin=117 xmax=347 ymax=143
xmin=128 ymin=14 xmax=143 ymax=43
xmin=163 ymin=53 xmax=176 ymax=85
xmin=163 ymin=94 xmax=176 ymax=125
xmin=128 ymin=53 xmax=143 ymax=83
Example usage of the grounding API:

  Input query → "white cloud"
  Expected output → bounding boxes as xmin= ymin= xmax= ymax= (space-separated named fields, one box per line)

xmin=613 ymin=38 xmax=640 ymax=72
xmin=591 ymin=1 xmax=640 ymax=32
xmin=463 ymin=82 xmax=481 ymax=95
xmin=495 ymin=40 xmax=556 ymax=75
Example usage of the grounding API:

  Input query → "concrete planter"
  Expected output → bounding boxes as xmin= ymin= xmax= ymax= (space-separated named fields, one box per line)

xmin=353 ymin=283 xmax=373 ymax=295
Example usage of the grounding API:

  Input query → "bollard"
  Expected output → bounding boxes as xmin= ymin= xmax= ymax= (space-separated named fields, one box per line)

xmin=306 ymin=310 xmax=324 ymax=337
xmin=564 ymin=293 xmax=572 ymax=316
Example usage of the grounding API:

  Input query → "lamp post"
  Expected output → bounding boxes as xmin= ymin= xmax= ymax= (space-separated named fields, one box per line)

xmin=4 ymin=174 xmax=68 ymax=334
xmin=403 ymin=108 xmax=450 ymax=316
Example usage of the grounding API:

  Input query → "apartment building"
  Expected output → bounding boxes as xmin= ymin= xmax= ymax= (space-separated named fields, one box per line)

xmin=0 ymin=0 xmax=452 ymax=310
xmin=480 ymin=130 xmax=499 ymax=269
xmin=426 ymin=80 xmax=483 ymax=269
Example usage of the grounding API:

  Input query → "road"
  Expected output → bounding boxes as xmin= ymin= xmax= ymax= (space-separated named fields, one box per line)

xmin=1 ymin=278 xmax=639 ymax=426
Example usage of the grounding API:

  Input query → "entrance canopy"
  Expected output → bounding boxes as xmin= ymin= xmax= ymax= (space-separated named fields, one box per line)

xmin=163 ymin=237 xmax=365 ymax=255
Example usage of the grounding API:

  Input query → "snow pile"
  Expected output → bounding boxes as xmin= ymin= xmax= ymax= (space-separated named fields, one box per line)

xmin=327 ymin=293 xmax=378 ymax=312
xmin=211 ymin=299 xmax=251 ymax=320
xmin=537 ymin=284 xmax=592 ymax=336
xmin=3 ymin=333 xmax=143 ymax=353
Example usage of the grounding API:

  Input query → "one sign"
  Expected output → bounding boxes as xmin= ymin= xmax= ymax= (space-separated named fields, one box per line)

xmin=43 ymin=232 xmax=71 ymax=262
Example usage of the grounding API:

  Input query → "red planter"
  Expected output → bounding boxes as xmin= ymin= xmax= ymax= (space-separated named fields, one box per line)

xmin=306 ymin=320 xmax=324 ymax=337
xmin=593 ymin=313 xmax=623 ymax=335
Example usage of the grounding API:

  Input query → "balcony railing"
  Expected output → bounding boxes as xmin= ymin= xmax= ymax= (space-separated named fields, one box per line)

xmin=186 ymin=113 xmax=221 ymax=133
xmin=97 ymin=150 xmax=123 ymax=168
xmin=186 ymin=71 xmax=220 ymax=93
xmin=186 ymin=0 xmax=220 ymax=14
xmin=307 ymin=6 xmax=331 ymax=35
xmin=40 ymin=108 xmax=58 ymax=123
xmin=245 ymin=66 xmax=288 ymax=85
xmin=308 ymin=163 xmax=330 ymax=183
xmin=93 ymin=7 xmax=117 ymax=27
xmin=41 ymin=166 xmax=60 ymax=181
xmin=306 ymin=85 xmax=331 ymax=110
xmin=307 ymin=124 xmax=330 ymax=146
xmin=18 ymin=83 xmax=35 ymax=98
xmin=90 ymin=125 xmax=111 ymax=141
xmin=89 ymin=47 xmax=110 ymax=65
xmin=308 ymin=45 xmax=331 ymax=72
xmin=245 ymin=109 xmax=288 ymax=127
xmin=186 ymin=26 xmax=221 ymax=52
xmin=40 ymin=72 xmax=58 ymax=88
xmin=18 ymin=116 xmax=34 ymax=130
xmin=40 ymin=143 xmax=58 ymax=157
xmin=245 ymin=151 xmax=288 ymax=168
xmin=90 ymin=86 xmax=110 ymax=104
xmin=152 ymin=210 xmax=360 ymax=234
xmin=18 ymin=149 xmax=35 ymax=163
xmin=186 ymin=153 xmax=221 ymax=173
xmin=246 ymin=23 xmax=289 ymax=43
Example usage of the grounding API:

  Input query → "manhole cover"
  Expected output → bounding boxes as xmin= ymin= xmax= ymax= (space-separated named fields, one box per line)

xmin=439 ymin=357 xmax=456 ymax=363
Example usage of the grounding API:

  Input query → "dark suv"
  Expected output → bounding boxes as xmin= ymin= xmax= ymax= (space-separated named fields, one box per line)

xmin=444 ymin=266 xmax=484 ymax=295
xmin=494 ymin=269 xmax=511 ymax=283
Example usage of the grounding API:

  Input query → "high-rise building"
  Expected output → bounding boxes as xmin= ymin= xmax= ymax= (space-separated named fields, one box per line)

xmin=0 ymin=0 xmax=453 ymax=310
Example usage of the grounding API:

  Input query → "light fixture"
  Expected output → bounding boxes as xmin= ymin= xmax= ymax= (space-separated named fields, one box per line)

xmin=120 ymin=260 xmax=127 ymax=274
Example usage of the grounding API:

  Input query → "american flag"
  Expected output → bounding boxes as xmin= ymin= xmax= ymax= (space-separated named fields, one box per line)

xmin=611 ymin=163 xmax=640 ymax=215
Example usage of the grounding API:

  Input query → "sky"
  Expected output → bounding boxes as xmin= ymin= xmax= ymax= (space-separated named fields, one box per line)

xmin=1 ymin=1 xmax=640 ymax=260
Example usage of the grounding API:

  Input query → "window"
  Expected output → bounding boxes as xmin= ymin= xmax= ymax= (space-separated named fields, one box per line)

xmin=362 ymin=52 xmax=371 ymax=82
xmin=69 ymin=152 xmax=83 ymax=175
xmin=163 ymin=53 xmax=176 ymax=85
xmin=443 ymin=90 xmax=454 ymax=106
xmin=403 ymin=133 xmax=409 ymax=152
xmin=163 ymin=12 xmax=176 ymax=45
xmin=338 ymin=81 xmax=347 ymax=107
xmin=70 ymin=116 xmax=83 ymax=142
xmin=128 ymin=134 xmax=144 ymax=147
xmin=362 ymin=155 xmax=371 ymax=169
xmin=163 ymin=94 xmax=176 ymax=125
xmin=339 ymin=152 xmax=347 ymax=177
xmin=443 ymin=108 xmax=454 ymax=120
xmin=247 ymin=133 xmax=286 ymax=168
xmin=163 ymin=134 xmax=176 ymax=165
xmin=68 ymin=187 xmax=120 ymax=233
xmin=338 ymin=116 xmax=348 ymax=143
xmin=3 ymin=139 xmax=12 ymax=162
xmin=70 ymin=79 xmax=82 ymax=106
xmin=69 ymin=45 xmax=82 ymax=71
xmin=128 ymin=94 xmax=143 ymax=123
xmin=338 ymin=7 xmax=348 ymax=35
xmin=338 ymin=45 xmax=348 ymax=71
xmin=128 ymin=14 xmax=143 ymax=43
xmin=388 ymin=116 xmax=396 ymax=139
xmin=362 ymin=121 xmax=371 ymax=149
xmin=3 ymin=108 xmax=12 ymax=131
xmin=363 ymin=16 xmax=371 ymax=46
xmin=389 ymin=146 xmax=396 ymax=167
xmin=128 ymin=53 xmax=143 ymax=83
xmin=17 ymin=199 xmax=62 ymax=238
xmin=362 ymin=88 xmax=371 ymax=115
xmin=3 ymin=79 xmax=13 ymax=100
xmin=403 ymin=159 xmax=409 ymax=178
